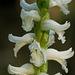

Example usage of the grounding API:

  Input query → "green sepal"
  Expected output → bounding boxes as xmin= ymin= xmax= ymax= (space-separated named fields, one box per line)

xmin=40 ymin=30 xmax=49 ymax=48
xmin=35 ymin=22 xmax=43 ymax=43
xmin=40 ymin=62 xmax=48 ymax=73
xmin=37 ymin=0 xmax=49 ymax=11
xmin=41 ymin=8 xmax=50 ymax=21
xmin=34 ymin=66 xmax=40 ymax=75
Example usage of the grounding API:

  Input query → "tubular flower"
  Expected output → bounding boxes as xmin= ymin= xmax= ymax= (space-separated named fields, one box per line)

xmin=29 ymin=41 xmax=47 ymax=67
xmin=8 ymin=63 xmax=34 ymax=75
xmin=20 ymin=9 xmax=41 ymax=32
xmin=41 ymin=19 xmax=70 ymax=44
xmin=47 ymin=47 xmax=74 ymax=73
xmin=20 ymin=0 xmax=39 ymax=11
xmin=8 ymin=33 xmax=35 ymax=57
xmin=49 ymin=0 xmax=72 ymax=15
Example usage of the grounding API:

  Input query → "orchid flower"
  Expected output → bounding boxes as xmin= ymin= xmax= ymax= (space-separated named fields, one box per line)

xmin=49 ymin=0 xmax=72 ymax=15
xmin=20 ymin=0 xmax=39 ymax=11
xmin=20 ymin=9 xmax=41 ymax=32
xmin=8 ymin=33 xmax=35 ymax=57
xmin=41 ymin=19 xmax=70 ymax=44
xmin=29 ymin=41 xmax=47 ymax=67
xmin=8 ymin=63 xmax=34 ymax=75
xmin=47 ymin=47 xmax=74 ymax=73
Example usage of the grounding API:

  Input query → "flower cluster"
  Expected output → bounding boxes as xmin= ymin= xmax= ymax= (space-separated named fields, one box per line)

xmin=8 ymin=0 xmax=74 ymax=75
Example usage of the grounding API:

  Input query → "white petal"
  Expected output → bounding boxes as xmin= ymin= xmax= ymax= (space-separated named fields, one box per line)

xmin=49 ymin=0 xmax=71 ymax=14
xmin=29 ymin=41 xmax=47 ymax=67
xmin=49 ymin=0 xmax=72 ymax=6
xmin=47 ymin=48 xmax=74 ymax=73
xmin=55 ymin=0 xmax=72 ymax=4
xmin=20 ymin=9 xmax=40 ymax=32
xmin=29 ymin=41 xmax=42 ymax=52
xmin=47 ymin=48 xmax=74 ymax=60
xmin=57 ymin=31 xmax=66 ymax=44
xmin=8 ymin=63 xmax=34 ymax=75
xmin=41 ymin=20 xmax=70 ymax=31
xmin=59 ymin=4 xmax=70 ymax=15
xmin=21 ymin=9 xmax=40 ymax=21
xmin=41 ymin=20 xmax=70 ymax=43
xmin=49 ymin=0 xmax=57 ymax=7
xmin=30 ymin=50 xmax=44 ymax=67
xmin=46 ymin=35 xmax=55 ymax=47
xmin=20 ymin=0 xmax=39 ymax=11
xmin=54 ymin=72 xmax=62 ymax=75
xmin=8 ymin=33 xmax=35 ymax=57
xmin=49 ymin=30 xmax=55 ymax=35
xmin=38 ymin=72 xmax=49 ymax=75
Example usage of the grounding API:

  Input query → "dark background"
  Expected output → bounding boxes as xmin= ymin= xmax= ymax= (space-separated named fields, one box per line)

xmin=0 ymin=0 xmax=75 ymax=75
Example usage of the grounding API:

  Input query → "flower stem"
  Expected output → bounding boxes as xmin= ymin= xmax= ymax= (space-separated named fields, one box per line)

xmin=34 ymin=0 xmax=50 ymax=74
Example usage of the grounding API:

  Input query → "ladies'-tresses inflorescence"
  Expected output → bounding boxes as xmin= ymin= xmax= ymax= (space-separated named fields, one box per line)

xmin=8 ymin=0 xmax=74 ymax=75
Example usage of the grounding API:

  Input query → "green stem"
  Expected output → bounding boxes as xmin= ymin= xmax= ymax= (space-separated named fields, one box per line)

xmin=34 ymin=0 xmax=50 ymax=74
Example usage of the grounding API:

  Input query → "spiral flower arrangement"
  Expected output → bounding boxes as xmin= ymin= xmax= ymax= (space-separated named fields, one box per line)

xmin=8 ymin=0 xmax=74 ymax=75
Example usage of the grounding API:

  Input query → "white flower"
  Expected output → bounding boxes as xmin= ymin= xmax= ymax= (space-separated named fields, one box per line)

xmin=20 ymin=0 xmax=39 ymax=11
xmin=49 ymin=0 xmax=72 ymax=15
xmin=54 ymin=72 xmax=62 ymax=75
xmin=41 ymin=19 xmax=70 ymax=44
xmin=38 ymin=72 xmax=49 ymax=75
xmin=20 ymin=9 xmax=41 ymax=32
xmin=8 ymin=33 xmax=35 ymax=57
xmin=47 ymin=47 xmax=74 ymax=73
xmin=29 ymin=41 xmax=47 ymax=67
xmin=8 ymin=63 xmax=34 ymax=75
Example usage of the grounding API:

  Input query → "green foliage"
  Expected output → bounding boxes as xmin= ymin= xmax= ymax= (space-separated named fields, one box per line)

xmin=37 ymin=0 xmax=49 ymax=11
xmin=40 ymin=62 xmax=48 ymax=73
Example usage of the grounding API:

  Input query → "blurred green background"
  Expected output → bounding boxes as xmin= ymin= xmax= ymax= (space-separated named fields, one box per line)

xmin=0 ymin=0 xmax=75 ymax=75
